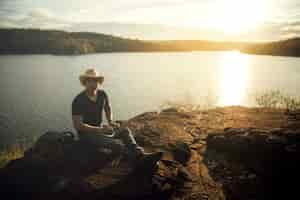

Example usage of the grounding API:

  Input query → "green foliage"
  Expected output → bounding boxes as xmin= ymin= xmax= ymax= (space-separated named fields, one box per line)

xmin=160 ymin=90 xmax=300 ymax=111
xmin=243 ymin=38 xmax=300 ymax=57
xmin=0 ymin=28 xmax=151 ymax=54
xmin=1 ymin=28 xmax=299 ymax=56
xmin=254 ymin=89 xmax=300 ymax=110
xmin=0 ymin=145 xmax=24 ymax=168
xmin=159 ymin=94 xmax=219 ymax=112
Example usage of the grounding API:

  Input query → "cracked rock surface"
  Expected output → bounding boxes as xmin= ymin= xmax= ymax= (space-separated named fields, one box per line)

xmin=1 ymin=106 xmax=299 ymax=200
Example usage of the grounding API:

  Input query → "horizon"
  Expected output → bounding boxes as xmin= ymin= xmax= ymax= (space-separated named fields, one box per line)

xmin=1 ymin=0 xmax=300 ymax=41
xmin=2 ymin=27 xmax=300 ymax=44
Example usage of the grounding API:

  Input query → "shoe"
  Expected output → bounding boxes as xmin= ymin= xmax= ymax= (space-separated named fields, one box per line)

xmin=137 ymin=151 xmax=164 ymax=169
xmin=127 ymin=145 xmax=163 ymax=165
xmin=133 ymin=146 xmax=163 ymax=159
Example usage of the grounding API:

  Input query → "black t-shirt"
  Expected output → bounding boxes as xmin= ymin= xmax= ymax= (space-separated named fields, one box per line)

xmin=72 ymin=89 xmax=110 ymax=133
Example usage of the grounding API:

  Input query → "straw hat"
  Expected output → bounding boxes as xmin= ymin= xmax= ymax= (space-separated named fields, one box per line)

xmin=79 ymin=68 xmax=104 ymax=86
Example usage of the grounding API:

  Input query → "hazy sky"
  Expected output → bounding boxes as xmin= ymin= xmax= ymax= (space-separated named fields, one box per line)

xmin=0 ymin=0 xmax=299 ymax=41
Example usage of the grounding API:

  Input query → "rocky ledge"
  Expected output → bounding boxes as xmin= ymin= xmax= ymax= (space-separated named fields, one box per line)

xmin=0 ymin=106 xmax=299 ymax=200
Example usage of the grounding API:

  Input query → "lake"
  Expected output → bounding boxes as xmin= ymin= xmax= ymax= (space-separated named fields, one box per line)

xmin=0 ymin=51 xmax=300 ymax=146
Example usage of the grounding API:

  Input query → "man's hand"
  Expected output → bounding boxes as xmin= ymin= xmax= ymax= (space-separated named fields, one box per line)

xmin=108 ymin=121 xmax=121 ymax=128
xmin=96 ymin=125 xmax=114 ymax=136
xmin=95 ymin=121 xmax=120 ymax=136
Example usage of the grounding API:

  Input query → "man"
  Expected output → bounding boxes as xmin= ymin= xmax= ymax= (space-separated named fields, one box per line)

xmin=71 ymin=68 xmax=162 ymax=164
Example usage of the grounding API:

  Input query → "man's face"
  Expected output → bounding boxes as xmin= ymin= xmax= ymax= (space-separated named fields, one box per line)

xmin=85 ymin=78 xmax=98 ymax=90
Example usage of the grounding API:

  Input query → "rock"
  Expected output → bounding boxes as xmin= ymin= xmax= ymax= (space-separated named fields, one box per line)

xmin=247 ymin=174 xmax=256 ymax=179
xmin=205 ymin=128 xmax=300 ymax=200
xmin=3 ymin=106 xmax=299 ymax=200
xmin=285 ymin=144 xmax=297 ymax=152
xmin=161 ymin=107 xmax=179 ymax=113
xmin=0 ymin=128 xmax=222 ymax=200
xmin=170 ymin=141 xmax=192 ymax=165
xmin=265 ymin=135 xmax=287 ymax=144
xmin=270 ymin=127 xmax=285 ymax=135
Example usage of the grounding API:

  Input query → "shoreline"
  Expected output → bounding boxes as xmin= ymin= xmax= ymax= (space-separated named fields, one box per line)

xmin=1 ymin=49 xmax=300 ymax=58
xmin=1 ymin=28 xmax=299 ymax=57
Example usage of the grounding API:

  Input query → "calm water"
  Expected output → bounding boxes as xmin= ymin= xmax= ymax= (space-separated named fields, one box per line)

xmin=0 ymin=51 xmax=300 ymax=145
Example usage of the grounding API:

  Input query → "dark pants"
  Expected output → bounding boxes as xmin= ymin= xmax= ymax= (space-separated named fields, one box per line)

xmin=79 ymin=127 xmax=141 ymax=157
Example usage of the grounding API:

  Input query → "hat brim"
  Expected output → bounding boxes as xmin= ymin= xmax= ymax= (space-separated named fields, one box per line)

xmin=79 ymin=75 xmax=104 ymax=86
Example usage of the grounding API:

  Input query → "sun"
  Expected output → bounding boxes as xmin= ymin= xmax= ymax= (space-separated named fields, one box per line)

xmin=207 ymin=0 xmax=267 ymax=34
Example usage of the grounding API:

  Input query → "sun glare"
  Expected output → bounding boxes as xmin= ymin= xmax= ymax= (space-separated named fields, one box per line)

xmin=207 ymin=0 xmax=268 ymax=34
xmin=218 ymin=51 xmax=250 ymax=106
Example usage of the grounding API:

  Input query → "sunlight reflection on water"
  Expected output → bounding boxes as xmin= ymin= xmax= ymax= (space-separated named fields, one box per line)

xmin=218 ymin=51 xmax=250 ymax=106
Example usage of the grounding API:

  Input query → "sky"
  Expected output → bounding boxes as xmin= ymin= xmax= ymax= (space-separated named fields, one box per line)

xmin=0 ymin=0 xmax=300 ymax=41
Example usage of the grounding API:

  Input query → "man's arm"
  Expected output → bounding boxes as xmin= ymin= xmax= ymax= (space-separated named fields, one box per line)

xmin=72 ymin=115 xmax=112 ymax=134
xmin=103 ymin=91 xmax=113 ymax=124
xmin=104 ymin=103 xmax=113 ymax=124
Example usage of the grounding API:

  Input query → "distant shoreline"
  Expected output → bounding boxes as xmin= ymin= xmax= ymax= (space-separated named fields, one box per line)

xmin=0 ymin=50 xmax=300 ymax=58
xmin=0 ymin=28 xmax=299 ymax=57
xmin=1 ymin=50 xmax=300 ymax=59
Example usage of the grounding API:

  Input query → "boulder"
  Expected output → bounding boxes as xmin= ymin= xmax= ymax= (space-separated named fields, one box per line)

xmin=5 ymin=106 xmax=299 ymax=200
xmin=205 ymin=128 xmax=300 ymax=200
xmin=0 ymin=125 xmax=223 ymax=200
